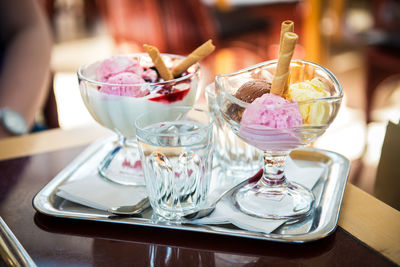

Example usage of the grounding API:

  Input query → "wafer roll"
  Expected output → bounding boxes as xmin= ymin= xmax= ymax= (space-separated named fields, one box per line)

xmin=271 ymin=32 xmax=298 ymax=96
xmin=143 ymin=44 xmax=173 ymax=81
xmin=289 ymin=65 xmax=303 ymax=84
xmin=172 ymin=40 xmax=215 ymax=77
xmin=303 ymin=64 xmax=315 ymax=80
xmin=279 ymin=20 xmax=294 ymax=53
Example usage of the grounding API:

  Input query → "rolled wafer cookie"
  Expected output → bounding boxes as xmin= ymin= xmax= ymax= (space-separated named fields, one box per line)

xmin=271 ymin=32 xmax=298 ymax=96
xmin=279 ymin=20 xmax=294 ymax=53
xmin=143 ymin=44 xmax=173 ymax=81
xmin=303 ymin=63 xmax=315 ymax=80
xmin=289 ymin=65 xmax=302 ymax=85
xmin=172 ymin=40 xmax=215 ymax=77
xmin=289 ymin=62 xmax=315 ymax=85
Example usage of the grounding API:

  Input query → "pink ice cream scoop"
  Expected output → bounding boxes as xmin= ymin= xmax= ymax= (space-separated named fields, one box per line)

xmin=100 ymin=72 xmax=148 ymax=97
xmin=239 ymin=93 xmax=303 ymax=151
xmin=95 ymin=55 xmax=162 ymax=97
xmin=241 ymin=93 xmax=302 ymax=128
xmin=96 ymin=56 xmax=143 ymax=82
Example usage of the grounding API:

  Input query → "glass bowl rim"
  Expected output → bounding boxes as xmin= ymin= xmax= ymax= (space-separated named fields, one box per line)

xmin=134 ymin=106 xmax=214 ymax=138
xmin=215 ymin=59 xmax=344 ymax=109
xmin=77 ymin=53 xmax=200 ymax=87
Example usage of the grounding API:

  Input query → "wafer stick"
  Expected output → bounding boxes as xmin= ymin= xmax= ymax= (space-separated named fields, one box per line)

xmin=290 ymin=65 xmax=303 ymax=84
xmin=143 ymin=44 xmax=173 ymax=81
xmin=303 ymin=64 xmax=315 ymax=80
xmin=271 ymin=32 xmax=298 ymax=96
xmin=172 ymin=40 xmax=215 ymax=77
xmin=279 ymin=20 xmax=294 ymax=53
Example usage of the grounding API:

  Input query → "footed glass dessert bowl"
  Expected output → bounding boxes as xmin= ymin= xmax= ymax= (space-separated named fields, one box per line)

xmin=78 ymin=53 xmax=199 ymax=185
xmin=215 ymin=59 xmax=343 ymax=220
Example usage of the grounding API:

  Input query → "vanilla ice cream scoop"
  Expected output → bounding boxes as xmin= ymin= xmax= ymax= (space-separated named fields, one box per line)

xmin=286 ymin=78 xmax=330 ymax=125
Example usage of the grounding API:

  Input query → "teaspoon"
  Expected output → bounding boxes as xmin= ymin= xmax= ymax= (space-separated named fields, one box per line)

xmin=183 ymin=179 xmax=248 ymax=220
xmin=108 ymin=197 xmax=150 ymax=215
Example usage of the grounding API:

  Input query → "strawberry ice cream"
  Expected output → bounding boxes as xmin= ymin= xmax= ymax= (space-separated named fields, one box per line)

xmin=238 ymin=93 xmax=303 ymax=151
xmin=95 ymin=55 xmax=159 ymax=97
xmin=100 ymin=72 xmax=148 ymax=97
xmin=241 ymin=93 xmax=302 ymax=128
xmin=96 ymin=56 xmax=144 ymax=82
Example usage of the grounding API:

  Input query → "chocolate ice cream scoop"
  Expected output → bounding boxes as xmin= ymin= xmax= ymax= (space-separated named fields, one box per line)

xmin=227 ymin=79 xmax=271 ymax=122
xmin=234 ymin=79 xmax=271 ymax=103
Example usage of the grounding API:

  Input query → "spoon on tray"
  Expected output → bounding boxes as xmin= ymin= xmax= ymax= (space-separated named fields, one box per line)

xmin=108 ymin=197 xmax=150 ymax=216
xmin=183 ymin=169 xmax=263 ymax=220
xmin=183 ymin=178 xmax=252 ymax=220
xmin=108 ymin=183 xmax=235 ymax=219
xmin=108 ymin=169 xmax=262 ymax=219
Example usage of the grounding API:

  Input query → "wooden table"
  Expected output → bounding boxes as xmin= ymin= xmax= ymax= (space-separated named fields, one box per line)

xmin=0 ymin=126 xmax=399 ymax=266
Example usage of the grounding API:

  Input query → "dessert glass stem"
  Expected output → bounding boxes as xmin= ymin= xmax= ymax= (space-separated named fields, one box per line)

xmin=98 ymin=134 xmax=145 ymax=186
xmin=101 ymin=135 xmax=125 ymax=167
xmin=234 ymin=150 xmax=315 ymax=219
xmin=258 ymin=151 xmax=288 ymax=187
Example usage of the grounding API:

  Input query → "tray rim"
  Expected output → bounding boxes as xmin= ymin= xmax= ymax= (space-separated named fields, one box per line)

xmin=32 ymin=137 xmax=350 ymax=243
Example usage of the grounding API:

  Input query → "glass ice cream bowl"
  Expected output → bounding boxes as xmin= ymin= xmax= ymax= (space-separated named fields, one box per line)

xmin=77 ymin=53 xmax=200 ymax=185
xmin=215 ymin=59 xmax=343 ymax=220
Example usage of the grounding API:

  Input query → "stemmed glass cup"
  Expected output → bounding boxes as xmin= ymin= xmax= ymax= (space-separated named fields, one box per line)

xmin=215 ymin=59 xmax=343 ymax=220
xmin=77 ymin=54 xmax=199 ymax=185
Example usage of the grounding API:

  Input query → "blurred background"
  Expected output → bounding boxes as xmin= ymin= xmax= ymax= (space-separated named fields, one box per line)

xmin=36 ymin=0 xmax=400 ymax=207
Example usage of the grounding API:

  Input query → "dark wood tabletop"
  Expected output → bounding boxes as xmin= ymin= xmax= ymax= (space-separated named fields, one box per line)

xmin=0 ymin=138 xmax=398 ymax=266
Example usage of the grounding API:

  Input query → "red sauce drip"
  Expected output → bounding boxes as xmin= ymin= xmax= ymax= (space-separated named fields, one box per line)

xmin=248 ymin=169 xmax=263 ymax=184
xmin=149 ymin=88 xmax=190 ymax=103
xmin=122 ymin=159 xmax=142 ymax=170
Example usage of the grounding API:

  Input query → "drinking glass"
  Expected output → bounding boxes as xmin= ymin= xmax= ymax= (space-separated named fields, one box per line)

xmin=77 ymin=54 xmax=199 ymax=185
xmin=135 ymin=107 xmax=213 ymax=220
xmin=205 ymin=83 xmax=262 ymax=176
xmin=216 ymin=59 xmax=343 ymax=220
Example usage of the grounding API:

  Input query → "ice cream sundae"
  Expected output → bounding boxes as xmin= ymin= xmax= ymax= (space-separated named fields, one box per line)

xmin=80 ymin=40 xmax=215 ymax=138
xmin=215 ymin=20 xmax=343 ymax=219
xmin=78 ymin=40 xmax=215 ymax=185
xmin=228 ymin=21 xmax=332 ymax=139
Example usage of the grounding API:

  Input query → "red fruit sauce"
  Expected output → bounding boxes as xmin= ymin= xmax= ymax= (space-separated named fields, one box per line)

xmin=149 ymin=88 xmax=190 ymax=103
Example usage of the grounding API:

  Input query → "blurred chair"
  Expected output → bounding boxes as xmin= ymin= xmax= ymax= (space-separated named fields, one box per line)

xmin=96 ymin=0 xmax=216 ymax=54
xmin=374 ymin=121 xmax=400 ymax=211
xmin=363 ymin=0 xmax=400 ymax=122
xmin=365 ymin=48 xmax=400 ymax=122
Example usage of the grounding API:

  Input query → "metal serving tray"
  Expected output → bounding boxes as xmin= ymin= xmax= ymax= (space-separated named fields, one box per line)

xmin=33 ymin=137 xmax=350 ymax=243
